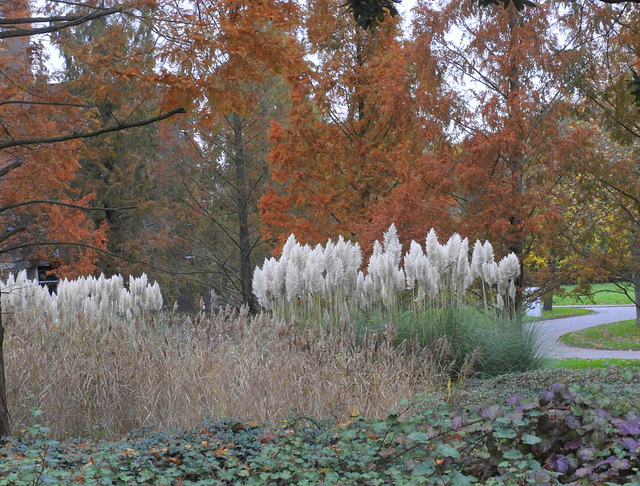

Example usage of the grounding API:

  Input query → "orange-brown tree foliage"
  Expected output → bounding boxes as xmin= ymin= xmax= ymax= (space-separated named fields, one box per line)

xmin=406 ymin=0 xmax=604 ymax=293
xmin=562 ymin=3 xmax=640 ymax=321
xmin=260 ymin=0 xmax=606 ymax=295
xmin=119 ymin=0 xmax=306 ymax=308
xmin=260 ymin=0 xmax=453 ymax=253
xmin=0 ymin=1 xmax=105 ymax=276
xmin=0 ymin=0 xmax=183 ymax=277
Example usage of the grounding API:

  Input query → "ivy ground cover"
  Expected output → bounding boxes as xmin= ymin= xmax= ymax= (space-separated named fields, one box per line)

xmin=3 ymin=369 xmax=640 ymax=485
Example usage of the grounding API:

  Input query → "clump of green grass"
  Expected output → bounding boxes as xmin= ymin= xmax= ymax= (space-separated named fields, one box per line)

xmin=352 ymin=306 xmax=544 ymax=378
xmin=561 ymin=319 xmax=640 ymax=350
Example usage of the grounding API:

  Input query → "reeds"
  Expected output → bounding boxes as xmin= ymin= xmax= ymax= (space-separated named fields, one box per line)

xmin=1 ymin=271 xmax=162 ymax=325
xmin=4 ymin=306 xmax=447 ymax=440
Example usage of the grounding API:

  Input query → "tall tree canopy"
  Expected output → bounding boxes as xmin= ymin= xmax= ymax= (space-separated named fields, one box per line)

xmin=0 ymin=0 xmax=183 ymax=276
xmin=0 ymin=0 xmax=185 ymax=438
xmin=260 ymin=0 xmax=449 ymax=252
xmin=148 ymin=0 xmax=305 ymax=308
xmin=409 ymin=0 xmax=599 ymax=272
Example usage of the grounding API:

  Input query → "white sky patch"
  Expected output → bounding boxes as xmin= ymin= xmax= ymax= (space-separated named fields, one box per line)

xmin=397 ymin=0 xmax=417 ymax=37
xmin=397 ymin=0 xmax=418 ymax=18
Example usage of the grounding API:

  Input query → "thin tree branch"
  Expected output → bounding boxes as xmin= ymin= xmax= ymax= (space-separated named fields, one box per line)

xmin=0 ymin=226 xmax=27 ymax=245
xmin=0 ymin=100 xmax=91 ymax=109
xmin=0 ymin=200 xmax=136 ymax=213
xmin=0 ymin=160 xmax=22 ymax=179
xmin=0 ymin=7 xmax=124 ymax=40
xmin=0 ymin=241 xmax=215 ymax=277
xmin=0 ymin=107 xmax=186 ymax=150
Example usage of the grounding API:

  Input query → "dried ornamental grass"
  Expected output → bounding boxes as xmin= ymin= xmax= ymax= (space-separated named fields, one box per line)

xmin=5 ymin=305 xmax=445 ymax=440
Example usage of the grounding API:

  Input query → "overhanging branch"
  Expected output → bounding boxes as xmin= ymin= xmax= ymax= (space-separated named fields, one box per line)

xmin=0 ymin=241 xmax=215 ymax=277
xmin=0 ymin=107 xmax=186 ymax=151
xmin=0 ymin=7 xmax=124 ymax=40
xmin=0 ymin=200 xmax=137 ymax=213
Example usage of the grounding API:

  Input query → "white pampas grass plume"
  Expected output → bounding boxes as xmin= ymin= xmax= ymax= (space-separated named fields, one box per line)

xmin=470 ymin=240 xmax=484 ymax=280
xmin=497 ymin=253 xmax=520 ymax=296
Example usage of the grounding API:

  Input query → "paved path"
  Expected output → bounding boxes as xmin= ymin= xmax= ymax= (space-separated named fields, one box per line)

xmin=535 ymin=306 xmax=640 ymax=359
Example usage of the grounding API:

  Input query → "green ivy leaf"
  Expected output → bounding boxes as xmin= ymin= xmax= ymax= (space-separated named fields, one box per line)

xmin=436 ymin=443 xmax=461 ymax=460
xmin=411 ymin=460 xmax=435 ymax=476
xmin=30 ymin=407 xmax=43 ymax=418
xmin=522 ymin=434 xmax=542 ymax=445
xmin=503 ymin=448 xmax=523 ymax=460
xmin=407 ymin=432 xmax=430 ymax=443
xmin=493 ymin=428 xmax=517 ymax=439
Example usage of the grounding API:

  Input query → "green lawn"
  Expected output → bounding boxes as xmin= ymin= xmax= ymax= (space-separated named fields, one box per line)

xmin=524 ymin=306 xmax=593 ymax=322
xmin=545 ymin=358 xmax=640 ymax=369
xmin=561 ymin=319 xmax=640 ymax=350
xmin=553 ymin=282 xmax=635 ymax=306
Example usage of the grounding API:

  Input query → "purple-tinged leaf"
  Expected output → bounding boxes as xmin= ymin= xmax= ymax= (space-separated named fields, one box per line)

xmin=538 ymin=389 xmax=554 ymax=406
xmin=621 ymin=437 xmax=640 ymax=455
xmin=529 ymin=471 xmax=553 ymax=483
xmin=550 ymin=382 xmax=575 ymax=403
xmin=481 ymin=405 xmax=499 ymax=421
xmin=574 ymin=466 xmax=594 ymax=478
xmin=595 ymin=455 xmax=625 ymax=469
xmin=564 ymin=415 xmax=581 ymax=430
xmin=576 ymin=446 xmax=596 ymax=462
xmin=547 ymin=454 xmax=570 ymax=474
xmin=506 ymin=395 xmax=525 ymax=406
xmin=451 ymin=415 xmax=464 ymax=431
xmin=534 ymin=438 xmax=554 ymax=454
xmin=563 ymin=437 xmax=582 ymax=450
xmin=520 ymin=400 xmax=538 ymax=411
xmin=611 ymin=458 xmax=630 ymax=470
xmin=618 ymin=419 xmax=640 ymax=436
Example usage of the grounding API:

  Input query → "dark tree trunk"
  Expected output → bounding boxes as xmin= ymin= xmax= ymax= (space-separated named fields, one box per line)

xmin=542 ymin=292 xmax=553 ymax=312
xmin=0 ymin=292 xmax=11 ymax=439
xmin=542 ymin=257 xmax=556 ymax=312
xmin=232 ymin=113 xmax=257 ymax=312
xmin=631 ymin=226 xmax=640 ymax=327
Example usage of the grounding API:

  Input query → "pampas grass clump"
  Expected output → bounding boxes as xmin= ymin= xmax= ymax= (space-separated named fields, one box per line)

xmin=253 ymin=224 xmax=521 ymax=320
xmin=1 ymin=271 xmax=163 ymax=325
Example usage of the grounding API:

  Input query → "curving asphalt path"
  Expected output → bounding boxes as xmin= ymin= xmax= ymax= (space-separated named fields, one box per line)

xmin=535 ymin=306 xmax=640 ymax=360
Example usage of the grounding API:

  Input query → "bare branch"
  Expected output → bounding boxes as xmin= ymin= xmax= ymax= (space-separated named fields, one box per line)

xmin=0 ymin=100 xmax=91 ymax=109
xmin=0 ymin=7 xmax=124 ymax=40
xmin=0 ymin=200 xmax=137 ymax=213
xmin=0 ymin=107 xmax=186 ymax=151
xmin=0 ymin=160 xmax=22 ymax=179
xmin=0 ymin=226 xmax=27 ymax=245
xmin=0 ymin=241 xmax=216 ymax=276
